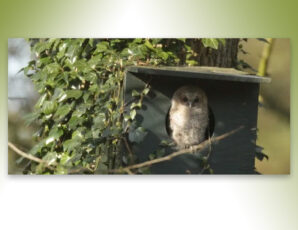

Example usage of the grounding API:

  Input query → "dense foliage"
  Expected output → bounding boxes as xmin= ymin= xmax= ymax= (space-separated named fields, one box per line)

xmin=23 ymin=38 xmax=226 ymax=174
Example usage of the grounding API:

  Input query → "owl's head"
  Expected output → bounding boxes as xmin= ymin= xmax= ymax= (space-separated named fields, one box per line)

xmin=172 ymin=85 xmax=208 ymax=109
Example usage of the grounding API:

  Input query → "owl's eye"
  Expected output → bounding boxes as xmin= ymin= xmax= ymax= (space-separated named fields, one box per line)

xmin=182 ymin=97 xmax=188 ymax=102
xmin=194 ymin=97 xmax=200 ymax=103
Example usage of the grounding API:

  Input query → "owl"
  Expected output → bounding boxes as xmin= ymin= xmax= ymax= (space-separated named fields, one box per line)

xmin=169 ymin=85 xmax=209 ymax=150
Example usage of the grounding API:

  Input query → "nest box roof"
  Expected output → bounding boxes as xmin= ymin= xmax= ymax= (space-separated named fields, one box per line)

xmin=127 ymin=66 xmax=271 ymax=84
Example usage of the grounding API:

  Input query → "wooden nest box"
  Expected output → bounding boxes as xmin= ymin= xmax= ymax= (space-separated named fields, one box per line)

xmin=124 ymin=66 xmax=270 ymax=174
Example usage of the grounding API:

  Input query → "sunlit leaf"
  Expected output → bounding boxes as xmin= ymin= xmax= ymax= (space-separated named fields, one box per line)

xmin=42 ymin=152 xmax=58 ymax=165
xmin=42 ymin=101 xmax=57 ymax=115
xmin=202 ymin=38 xmax=219 ymax=49
xmin=130 ymin=109 xmax=136 ymax=120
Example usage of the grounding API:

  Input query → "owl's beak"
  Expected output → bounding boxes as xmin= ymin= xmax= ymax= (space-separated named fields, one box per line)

xmin=188 ymin=102 xmax=193 ymax=108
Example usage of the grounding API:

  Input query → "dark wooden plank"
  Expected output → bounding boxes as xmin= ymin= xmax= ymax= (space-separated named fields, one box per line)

xmin=127 ymin=66 xmax=271 ymax=84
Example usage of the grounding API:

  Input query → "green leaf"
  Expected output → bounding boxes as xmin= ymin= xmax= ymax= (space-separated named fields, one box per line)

xmin=42 ymin=101 xmax=57 ymax=115
xmin=130 ymin=102 xmax=142 ymax=110
xmin=45 ymin=136 xmax=55 ymax=145
xmin=132 ymin=89 xmax=140 ymax=97
xmin=57 ymin=42 xmax=67 ymax=59
xmin=23 ymin=112 xmax=39 ymax=126
xmin=124 ymin=114 xmax=131 ymax=122
xmin=68 ymin=115 xmax=83 ymax=130
xmin=33 ymin=41 xmax=50 ymax=54
xmin=73 ymin=59 xmax=92 ymax=73
xmin=133 ymin=38 xmax=143 ymax=44
xmin=54 ymin=104 xmax=72 ymax=120
xmin=63 ymin=138 xmax=81 ymax=153
xmin=144 ymin=40 xmax=154 ymax=51
xmin=44 ymin=63 xmax=61 ymax=75
xmin=83 ymin=92 xmax=90 ymax=103
xmin=55 ymin=165 xmax=68 ymax=174
xmin=60 ymin=152 xmax=72 ymax=166
xmin=42 ymin=152 xmax=58 ymax=165
xmin=157 ymin=50 xmax=169 ymax=60
xmin=177 ymin=38 xmax=186 ymax=42
xmin=186 ymin=60 xmax=198 ymax=66
xmin=130 ymin=109 xmax=137 ymax=120
xmin=72 ymin=130 xmax=84 ymax=139
xmin=128 ymin=127 xmax=148 ymax=144
xmin=93 ymin=113 xmax=106 ymax=129
xmin=72 ymin=104 xmax=87 ymax=117
xmin=160 ymin=140 xmax=171 ymax=147
xmin=48 ymin=126 xmax=64 ymax=139
xmin=89 ymin=84 xmax=99 ymax=93
xmin=52 ymin=88 xmax=67 ymax=102
xmin=37 ymin=57 xmax=52 ymax=67
xmin=142 ymin=88 xmax=150 ymax=95
xmin=88 ymin=55 xmax=103 ymax=69
xmin=65 ymin=39 xmax=84 ymax=59
xmin=201 ymin=38 xmax=219 ymax=49
xmin=96 ymin=41 xmax=109 ymax=53
xmin=66 ymin=90 xmax=83 ymax=99
xmin=29 ymin=140 xmax=46 ymax=155
xmin=23 ymin=66 xmax=31 ymax=75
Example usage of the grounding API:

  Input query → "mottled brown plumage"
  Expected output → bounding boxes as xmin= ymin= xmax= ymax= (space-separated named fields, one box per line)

xmin=169 ymin=85 xmax=209 ymax=149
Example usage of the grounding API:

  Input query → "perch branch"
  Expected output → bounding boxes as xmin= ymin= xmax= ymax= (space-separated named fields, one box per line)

xmin=8 ymin=142 xmax=55 ymax=171
xmin=113 ymin=126 xmax=244 ymax=174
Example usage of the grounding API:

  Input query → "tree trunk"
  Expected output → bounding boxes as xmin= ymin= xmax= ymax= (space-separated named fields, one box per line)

xmin=194 ymin=39 xmax=240 ymax=68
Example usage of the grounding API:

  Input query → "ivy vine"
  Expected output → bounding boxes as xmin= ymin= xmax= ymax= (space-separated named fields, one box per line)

xmin=22 ymin=38 xmax=225 ymax=174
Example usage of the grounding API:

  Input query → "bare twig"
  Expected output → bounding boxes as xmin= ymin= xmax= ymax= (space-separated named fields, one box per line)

xmin=113 ymin=126 xmax=244 ymax=174
xmin=123 ymin=136 xmax=134 ymax=165
xmin=8 ymin=141 xmax=94 ymax=174
xmin=8 ymin=142 xmax=55 ymax=171
xmin=123 ymin=168 xmax=134 ymax=175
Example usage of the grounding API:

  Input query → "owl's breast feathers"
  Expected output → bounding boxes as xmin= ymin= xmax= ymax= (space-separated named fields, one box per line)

xmin=169 ymin=104 xmax=209 ymax=147
xmin=170 ymin=105 xmax=208 ymax=129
